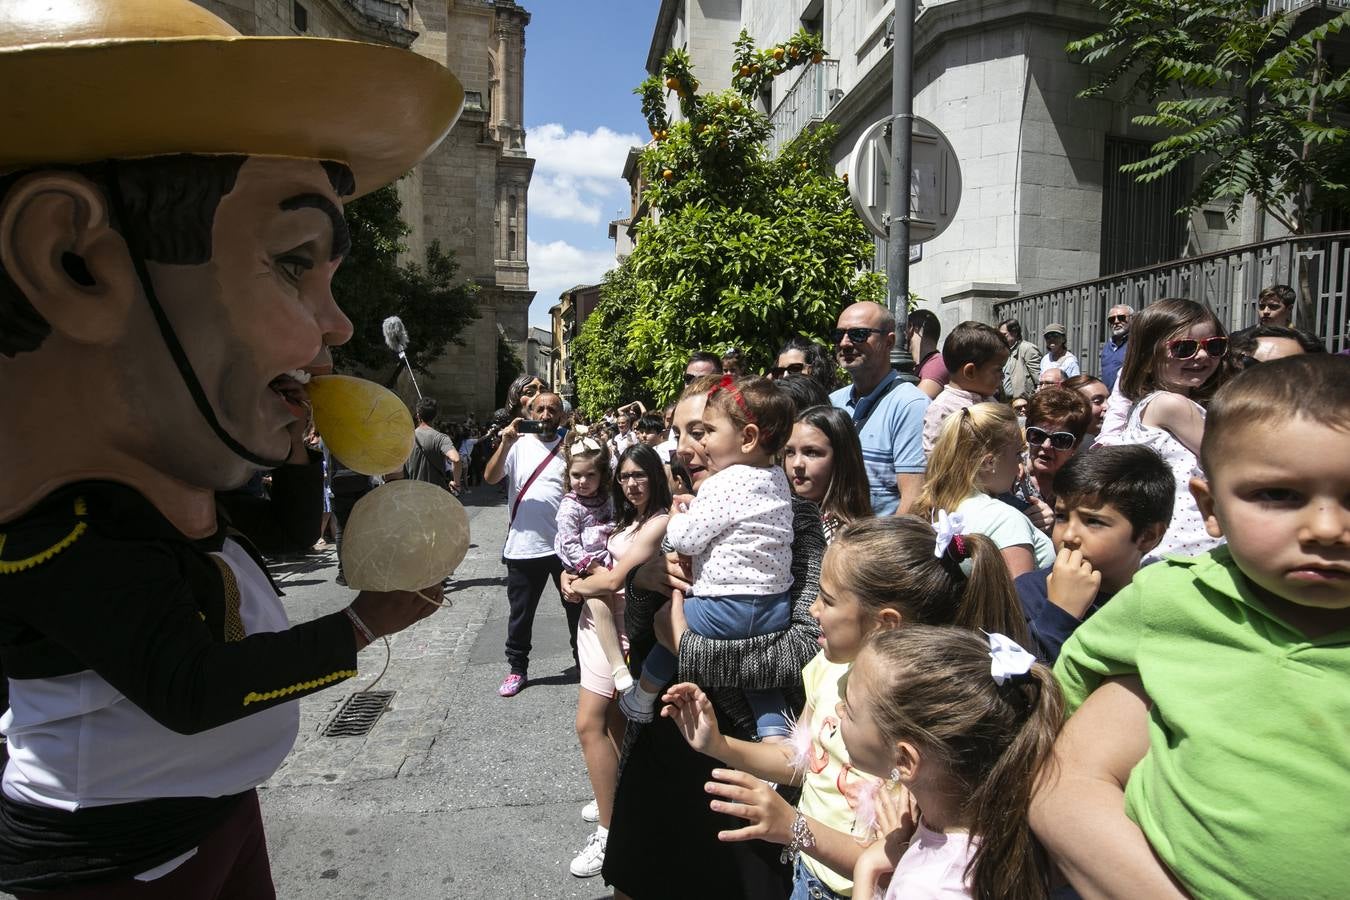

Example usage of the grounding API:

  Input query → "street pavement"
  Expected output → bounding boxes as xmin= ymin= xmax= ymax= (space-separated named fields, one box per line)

xmin=258 ymin=485 xmax=612 ymax=899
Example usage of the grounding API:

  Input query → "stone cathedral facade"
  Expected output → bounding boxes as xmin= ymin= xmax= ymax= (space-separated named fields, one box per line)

xmin=197 ymin=0 xmax=535 ymax=420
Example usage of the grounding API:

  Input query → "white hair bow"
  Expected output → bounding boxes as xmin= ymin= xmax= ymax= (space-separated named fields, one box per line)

xmin=986 ymin=632 xmax=1036 ymax=685
xmin=573 ymin=436 xmax=602 ymax=454
xmin=932 ymin=509 xmax=967 ymax=559
xmin=573 ymin=424 xmax=590 ymax=435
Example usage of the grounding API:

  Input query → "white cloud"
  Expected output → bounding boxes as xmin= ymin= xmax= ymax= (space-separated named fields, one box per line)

xmin=530 ymin=175 xmax=603 ymax=224
xmin=526 ymin=123 xmax=642 ymax=225
xmin=528 ymin=238 xmax=615 ymax=324
xmin=528 ymin=123 xmax=644 ymax=179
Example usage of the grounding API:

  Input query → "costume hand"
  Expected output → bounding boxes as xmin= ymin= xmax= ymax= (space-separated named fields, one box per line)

xmin=1026 ymin=496 xmax=1055 ymax=535
xmin=350 ymin=583 xmax=442 ymax=645
xmin=705 ymin=768 xmax=796 ymax=844
xmin=660 ymin=682 xmax=725 ymax=758
xmin=1047 ymin=547 xmax=1102 ymax=619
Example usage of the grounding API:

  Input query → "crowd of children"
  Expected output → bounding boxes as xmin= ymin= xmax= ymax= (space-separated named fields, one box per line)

xmin=538 ymin=303 xmax=1345 ymax=900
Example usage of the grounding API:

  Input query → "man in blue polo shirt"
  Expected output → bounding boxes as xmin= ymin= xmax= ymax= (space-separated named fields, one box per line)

xmin=829 ymin=302 xmax=930 ymax=515
xmin=1100 ymin=304 xmax=1132 ymax=390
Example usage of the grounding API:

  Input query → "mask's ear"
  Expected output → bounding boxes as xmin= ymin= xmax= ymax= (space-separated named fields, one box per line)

xmin=0 ymin=171 xmax=138 ymax=346
xmin=1190 ymin=476 xmax=1225 ymax=540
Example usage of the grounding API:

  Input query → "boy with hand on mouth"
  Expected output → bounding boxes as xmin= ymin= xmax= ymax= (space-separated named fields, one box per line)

xmin=1014 ymin=444 xmax=1173 ymax=662
xmin=1032 ymin=354 xmax=1350 ymax=900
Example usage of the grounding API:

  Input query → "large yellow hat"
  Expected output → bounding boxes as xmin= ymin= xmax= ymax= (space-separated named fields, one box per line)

xmin=0 ymin=0 xmax=464 ymax=198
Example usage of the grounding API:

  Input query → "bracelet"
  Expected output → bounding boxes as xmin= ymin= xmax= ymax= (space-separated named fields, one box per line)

xmin=343 ymin=605 xmax=377 ymax=645
xmin=779 ymin=812 xmax=817 ymax=865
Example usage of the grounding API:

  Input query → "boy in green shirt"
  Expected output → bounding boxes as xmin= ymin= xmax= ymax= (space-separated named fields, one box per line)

xmin=1031 ymin=354 xmax=1350 ymax=899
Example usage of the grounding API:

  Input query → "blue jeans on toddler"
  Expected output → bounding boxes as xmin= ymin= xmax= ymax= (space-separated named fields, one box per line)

xmin=641 ymin=590 xmax=792 ymax=739
xmin=790 ymin=856 xmax=850 ymax=900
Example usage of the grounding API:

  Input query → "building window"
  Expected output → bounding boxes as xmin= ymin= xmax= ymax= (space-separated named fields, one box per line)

xmin=1100 ymin=137 xmax=1191 ymax=275
xmin=509 ymin=194 xmax=517 ymax=218
xmin=801 ymin=0 xmax=824 ymax=36
xmin=293 ymin=1 xmax=308 ymax=32
xmin=508 ymin=230 xmax=517 ymax=255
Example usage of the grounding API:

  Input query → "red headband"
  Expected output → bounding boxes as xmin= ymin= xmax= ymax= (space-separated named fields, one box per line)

xmin=707 ymin=374 xmax=756 ymax=422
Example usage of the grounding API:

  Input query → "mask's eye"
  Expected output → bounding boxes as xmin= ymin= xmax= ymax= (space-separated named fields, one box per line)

xmin=277 ymin=254 xmax=314 ymax=283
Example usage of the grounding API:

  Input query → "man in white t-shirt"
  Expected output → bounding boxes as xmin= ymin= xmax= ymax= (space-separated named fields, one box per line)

xmin=483 ymin=390 xmax=576 ymax=697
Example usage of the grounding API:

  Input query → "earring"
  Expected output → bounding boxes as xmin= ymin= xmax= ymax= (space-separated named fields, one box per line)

xmin=889 ymin=767 xmax=901 ymax=783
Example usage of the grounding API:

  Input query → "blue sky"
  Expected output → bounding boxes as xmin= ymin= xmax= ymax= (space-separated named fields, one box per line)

xmin=523 ymin=0 xmax=660 ymax=328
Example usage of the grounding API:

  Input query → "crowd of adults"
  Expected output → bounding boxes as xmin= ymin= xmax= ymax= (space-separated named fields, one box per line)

xmin=462 ymin=284 xmax=1344 ymax=900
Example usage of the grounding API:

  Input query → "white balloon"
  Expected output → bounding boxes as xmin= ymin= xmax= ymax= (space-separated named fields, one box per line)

xmin=340 ymin=481 xmax=470 ymax=592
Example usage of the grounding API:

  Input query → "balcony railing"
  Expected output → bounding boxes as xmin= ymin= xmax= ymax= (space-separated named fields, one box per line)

xmin=767 ymin=59 xmax=840 ymax=157
xmin=993 ymin=231 xmax=1350 ymax=375
xmin=1265 ymin=0 xmax=1350 ymax=13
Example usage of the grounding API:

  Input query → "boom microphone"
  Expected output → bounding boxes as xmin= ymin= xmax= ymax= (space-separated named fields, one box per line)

xmin=382 ymin=315 xmax=410 ymax=358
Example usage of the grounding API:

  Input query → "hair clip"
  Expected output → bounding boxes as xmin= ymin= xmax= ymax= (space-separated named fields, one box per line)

xmin=707 ymin=374 xmax=756 ymax=422
xmin=573 ymin=423 xmax=590 ymax=435
xmin=932 ymin=509 xmax=968 ymax=560
xmin=572 ymin=436 xmax=602 ymax=454
xmin=986 ymin=632 xmax=1036 ymax=686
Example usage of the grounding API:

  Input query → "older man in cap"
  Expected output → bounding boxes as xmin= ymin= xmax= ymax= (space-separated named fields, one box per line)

xmin=0 ymin=1 xmax=462 ymax=895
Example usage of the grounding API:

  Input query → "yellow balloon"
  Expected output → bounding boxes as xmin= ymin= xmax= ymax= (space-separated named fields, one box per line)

xmin=307 ymin=375 xmax=413 ymax=476
xmin=341 ymin=481 xmax=471 ymax=592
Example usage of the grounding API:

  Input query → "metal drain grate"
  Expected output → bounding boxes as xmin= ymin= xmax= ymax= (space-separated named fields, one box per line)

xmin=321 ymin=691 xmax=395 ymax=737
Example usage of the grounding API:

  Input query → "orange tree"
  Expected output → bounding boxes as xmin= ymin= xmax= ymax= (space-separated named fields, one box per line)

xmin=571 ymin=30 xmax=884 ymax=413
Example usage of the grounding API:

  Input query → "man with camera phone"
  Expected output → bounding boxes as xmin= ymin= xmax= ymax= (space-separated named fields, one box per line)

xmin=484 ymin=391 xmax=576 ymax=697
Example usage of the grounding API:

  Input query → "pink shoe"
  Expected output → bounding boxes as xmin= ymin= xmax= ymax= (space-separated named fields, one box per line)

xmin=498 ymin=673 xmax=526 ymax=697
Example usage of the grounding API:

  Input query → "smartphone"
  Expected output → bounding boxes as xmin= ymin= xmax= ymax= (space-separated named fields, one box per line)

xmin=517 ymin=420 xmax=548 ymax=434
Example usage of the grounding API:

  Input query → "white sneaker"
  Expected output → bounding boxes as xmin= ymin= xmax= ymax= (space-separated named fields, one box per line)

xmin=569 ymin=829 xmax=606 ymax=878
xmin=581 ymin=799 xmax=600 ymax=823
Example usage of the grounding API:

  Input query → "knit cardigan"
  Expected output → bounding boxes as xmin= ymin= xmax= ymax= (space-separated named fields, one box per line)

xmin=621 ymin=495 xmax=825 ymax=744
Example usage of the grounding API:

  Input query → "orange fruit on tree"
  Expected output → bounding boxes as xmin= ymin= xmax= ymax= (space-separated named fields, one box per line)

xmin=772 ymin=47 xmax=785 ymax=61
xmin=665 ymin=76 xmax=680 ymax=90
xmin=812 ymin=51 xmax=824 ymax=64
xmin=739 ymin=65 xmax=752 ymax=77
xmin=662 ymin=169 xmax=674 ymax=181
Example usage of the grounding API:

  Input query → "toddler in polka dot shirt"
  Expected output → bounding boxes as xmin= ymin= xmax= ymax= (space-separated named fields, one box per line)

xmin=617 ymin=376 xmax=797 ymax=741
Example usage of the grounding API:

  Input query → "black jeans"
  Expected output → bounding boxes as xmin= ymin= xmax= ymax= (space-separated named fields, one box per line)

xmin=503 ymin=554 xmax=579 ymax=675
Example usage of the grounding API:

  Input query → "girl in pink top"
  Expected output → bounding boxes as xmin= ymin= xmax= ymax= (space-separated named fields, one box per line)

xmin=844 ymin=626 xmax=1063 ymax=900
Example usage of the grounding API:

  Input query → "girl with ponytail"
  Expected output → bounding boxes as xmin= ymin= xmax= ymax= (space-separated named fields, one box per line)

xmin=844 ymin=626 xmax=1063 ymax=900
xmin=661 ymin=516 xmax=1030 ymax=898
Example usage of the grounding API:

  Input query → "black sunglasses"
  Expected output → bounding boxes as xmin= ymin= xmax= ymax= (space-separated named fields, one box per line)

xmin=831 ymin=327 xmax=886 ymax=345
xmin=682 ymin=372 xmax=698 ymax=385
xmin=1165 ymin=336 xmax=1227 ymax=360
xmin=1107 ymin=314 xmax=1130 ymax=324
xmin=1026 ymin=426 xmax=1078 ymax=451
xmin=769 ymin=362 xmax=808 ymax=379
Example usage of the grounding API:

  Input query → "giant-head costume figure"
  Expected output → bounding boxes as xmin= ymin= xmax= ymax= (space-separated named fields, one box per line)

xmin=0 ymin=2 xmax=466 ymax=894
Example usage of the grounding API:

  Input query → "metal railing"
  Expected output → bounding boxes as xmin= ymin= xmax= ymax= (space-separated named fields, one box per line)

xmin=993 ymin=231 xmax=1350 ymax=375
xmin=1264 ymin=0 xmax=1350 ymax=13
xmin=767 ymin=59 xmax=840 ymax=157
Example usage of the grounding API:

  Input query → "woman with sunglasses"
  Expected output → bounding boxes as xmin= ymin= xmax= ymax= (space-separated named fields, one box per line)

xmin=1012 ymin=387 xmax=1093 ymax=511
xmin=1115 ymin=298 xmax=1230 ymax=562
xmin=770 ymin=336 xmax=838 ymax=393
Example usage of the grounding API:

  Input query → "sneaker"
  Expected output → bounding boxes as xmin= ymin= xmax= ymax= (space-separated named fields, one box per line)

xmin=335 ymin=572 xmax=348 ymax=587
xmin=498 ymin=673 xmax=526 ymax=698
xmin=569 ymin=829 xmax=606 ymax=878
xmin=581 ymin=799 xmax=600 ymax=823
xmin=617 ymin=686 xmax=654 ymax=724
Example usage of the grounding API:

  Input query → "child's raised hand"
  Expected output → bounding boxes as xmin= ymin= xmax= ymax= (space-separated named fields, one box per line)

xmin=660 ymin=682 xmax=725 ymax=757
xmin=1047 ymin=547 xmax=1102 ymax=619
xmin=705 ymin=768 xmax=798 ymax=845
xmin=852 ymin=833 xmax=901 ymax=900
xmin=872 ymin=783 xmax=919 ymax=846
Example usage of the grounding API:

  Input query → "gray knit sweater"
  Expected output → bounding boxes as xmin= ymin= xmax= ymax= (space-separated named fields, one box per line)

xmin=621 ymin=495 xmax=826 ymax=742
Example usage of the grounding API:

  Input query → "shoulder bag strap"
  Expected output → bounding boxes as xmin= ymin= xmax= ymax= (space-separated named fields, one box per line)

xmin=510 ymin=438 xmax=564 ymax=524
